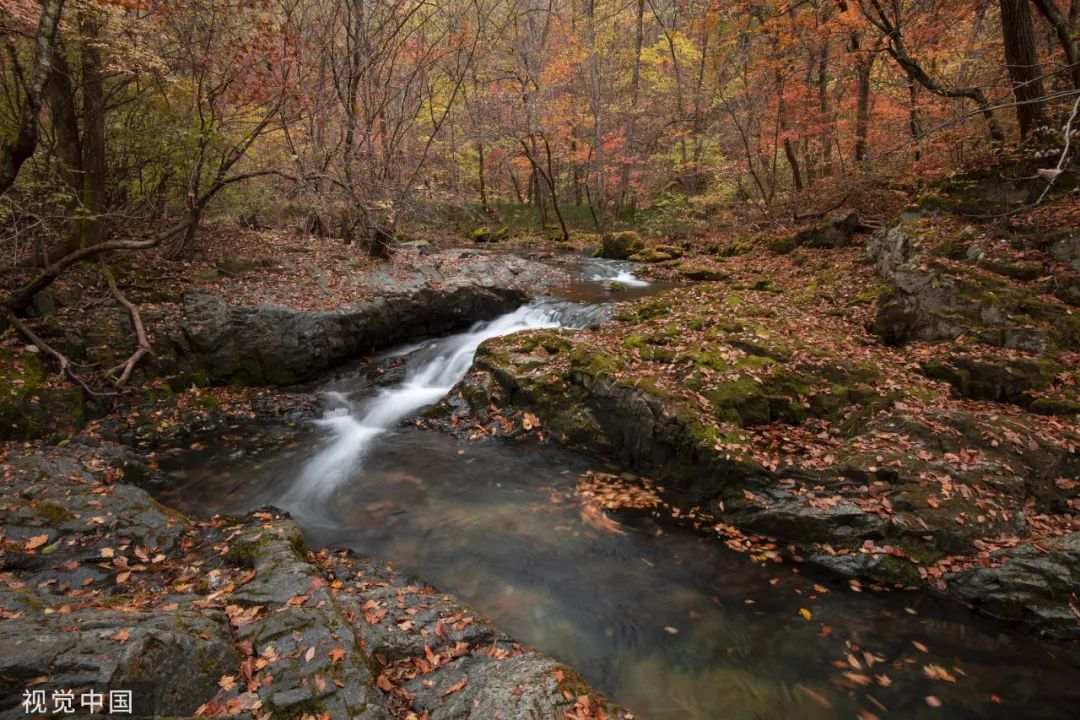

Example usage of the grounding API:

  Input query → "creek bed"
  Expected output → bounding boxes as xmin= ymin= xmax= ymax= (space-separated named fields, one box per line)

xmin=156 ymin=258 xmax=1080 ymax=720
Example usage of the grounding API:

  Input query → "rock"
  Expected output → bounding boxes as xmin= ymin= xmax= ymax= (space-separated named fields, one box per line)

xmin=470 ymin=225 xmax=509 ymax=243
xmin=1054 ymin=273 xmax=1080 ymax=307
xmin=597 ymin=231 xmax=644 ymax=260
xmin=176 ymin=251 xmax=566 ymax=385
xmin=27 ymin=290 xmax=57 ymax=318
xmin=949 ymin=533 xmax=1080 ymax=639
xmin=920 ymin=353 xmax=1058 ymax=404
xmin=677 ymin=261 xmax=729 ymax=281
xmin=791 ymin=210 xmax=862 ymax=249
xmin=867 ymin=220 xmax=1071 ymax=351
xmin=0 ymin=444 xmax=627 ymax=720
xmin=0 ymin=349 xmax=84 ymax=441
xmin=0 ymin=608 xmax=237 ymax=719
xmin=1050 ymin=233 xmax=1080 ymax=269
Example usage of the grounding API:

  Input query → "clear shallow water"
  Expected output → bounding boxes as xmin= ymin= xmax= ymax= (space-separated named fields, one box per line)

xmin=157 ymin=260 xmax=1080 ymax=719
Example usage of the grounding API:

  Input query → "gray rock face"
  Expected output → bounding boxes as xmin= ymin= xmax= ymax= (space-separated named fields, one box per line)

xmin=0 ymin=607 xmax=237 ymax=719
xmin=1 ymin=444 xmax=626 ymax=719
xmin=866 ymin=220 xmax=1068 ymax=351
xmin=792 ymin=210 xmax=862 ymax=248
xmin=1050 ymin=233 xmax=1080 ymax=269
xmin=949 ymin=533 xmax=1080 ymax=640
xmin=176 ymin=250 xmax=567 ymax=386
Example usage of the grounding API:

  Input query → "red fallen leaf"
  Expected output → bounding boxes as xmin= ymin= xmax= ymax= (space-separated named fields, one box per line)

xmin=441 ymin=677 xmax=468 ymax=697
xmin=25 ymin=535 xmax=49 ymax=551
xmin=376 ymin=674 xmax=394 ymax=692
xmin=287 ymin=594 xmax=308 ymax=606
xmin=328 ymin=647 xmax=345 ymax=664
xmin=112 ymin=628 xmax=131 ymax=643
xmin=115 ymin=571 xmax=131 ymax=585
xmin=842 ymin=672 xmax=873 ymax=686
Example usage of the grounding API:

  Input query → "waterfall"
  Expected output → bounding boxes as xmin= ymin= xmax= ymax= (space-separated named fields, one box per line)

xmin=280 ymin=294 xmax=629 ymax=510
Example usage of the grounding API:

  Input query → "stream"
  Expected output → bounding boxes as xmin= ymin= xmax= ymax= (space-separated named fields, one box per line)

xmin=159 ymin=257 xmax=1080 ymax=720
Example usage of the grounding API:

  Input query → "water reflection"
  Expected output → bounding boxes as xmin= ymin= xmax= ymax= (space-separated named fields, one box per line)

xmin=161 ymin=428 xmax=1080 ymax=720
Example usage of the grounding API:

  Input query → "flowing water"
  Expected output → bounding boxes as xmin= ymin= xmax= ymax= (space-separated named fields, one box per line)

xmin=159 ymin=257 xmax=1080 ymax=720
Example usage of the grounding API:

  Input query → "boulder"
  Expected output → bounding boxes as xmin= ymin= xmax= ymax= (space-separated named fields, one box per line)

xmin=791 ymin=210 xmax=862 ymax=249
xmin=949 ymin=533 xmax=1080 ymax=639
xmin=597 ymin=231 xmax=644 ymax=260
xmin=175 ymin=251 xmax=567 ymax=385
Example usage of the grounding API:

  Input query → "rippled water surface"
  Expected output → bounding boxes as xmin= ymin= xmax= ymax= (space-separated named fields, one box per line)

xmin=159 ymin=259 xmax=1080 ymax=720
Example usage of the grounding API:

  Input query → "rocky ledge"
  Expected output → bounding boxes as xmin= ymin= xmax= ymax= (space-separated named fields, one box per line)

xmin=173 ymin=249 xmax=568 ymax=386
xmin=431 ymin=228 xmax=1080 ymax=640
xmin=0 ymin=442 xmax=627 ymax=719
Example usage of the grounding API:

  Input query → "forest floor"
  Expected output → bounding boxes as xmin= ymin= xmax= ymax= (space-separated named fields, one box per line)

xmin=2 ymin=168 xmax=1080 ymax=717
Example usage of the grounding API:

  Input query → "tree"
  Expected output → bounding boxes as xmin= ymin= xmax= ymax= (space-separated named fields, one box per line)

xmin=1000 ymin=0 xmax=1047 ymax=139
xmin=0 ymin=0 xmax=66 ymax=195
xmin=858 ymin=0 xmax=1005 ymax=143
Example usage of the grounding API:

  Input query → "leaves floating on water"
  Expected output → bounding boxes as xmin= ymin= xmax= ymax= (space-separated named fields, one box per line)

xmin=579 ymin=504 xmax=624 ymax=535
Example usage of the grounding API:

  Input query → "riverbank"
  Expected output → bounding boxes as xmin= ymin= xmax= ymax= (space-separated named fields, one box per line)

xmin=431 ymin=189 xmax=1080 ymax=640
xmin=2 ymin=175 xmax=1079 ymax=717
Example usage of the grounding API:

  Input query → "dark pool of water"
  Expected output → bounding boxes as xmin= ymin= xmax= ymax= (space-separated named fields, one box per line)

xmin=159 ymin=421 xmax=1080 ymax=720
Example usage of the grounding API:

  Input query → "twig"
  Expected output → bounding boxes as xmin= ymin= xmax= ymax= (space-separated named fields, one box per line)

xmin=101 ymin=265 xmax=151 ymax=386
xmin=1033 ymin=94 xmax=1080 ymax=207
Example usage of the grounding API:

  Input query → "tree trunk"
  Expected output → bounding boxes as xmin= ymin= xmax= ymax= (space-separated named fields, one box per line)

xmin=79 ymin=10 xmax=107 ymax=248
xmin=45 ymin=53 xmax=82 ymax=194
xmin=855 ymin=51 xmax=874 ymax=162
xmin=1001 ymin=0 xmax=1047 ymax=139
xmin=1030 ymin=0 xmax=1080 ymax=89
xmin=617 ymin=0 xmax=645 ymax=211
xmin=477 ymin=141 xmax=488 ymax=211
xmin=0 ymin=0 xmax=67 ymax=196
xmin=818 ymin=39 xmax=833 ymax=178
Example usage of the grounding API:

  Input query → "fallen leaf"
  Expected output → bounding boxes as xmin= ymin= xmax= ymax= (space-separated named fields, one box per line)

xmin=304 ymin=646 xmax=316 ymax=663
xmin=925 ymin=695 xmax=942 ymax=708
xmin=798 ymin=607 xmax=813 ymax=621
xmin=441 ymin=677 xmax=468 ymax=697
xmin=112 ymin=628 xmax=131 ymax=643
xmin=328 ymin=647 xmax=345 ymax=664
xmin=219 ymin=675 xmax=236 ymax=691
xmin=25 ymin=535 xmax=49 ymax=551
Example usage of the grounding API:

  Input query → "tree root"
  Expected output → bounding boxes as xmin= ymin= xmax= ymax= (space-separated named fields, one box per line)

xmin=102 ymin=266 xmax=151 ymax=386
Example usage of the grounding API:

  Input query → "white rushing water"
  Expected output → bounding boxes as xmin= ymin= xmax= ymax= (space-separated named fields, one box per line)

xmin=281 ymin=296 xmax=618 ymax=510
xmin=585 ymin=259 xmax=652 ymax=288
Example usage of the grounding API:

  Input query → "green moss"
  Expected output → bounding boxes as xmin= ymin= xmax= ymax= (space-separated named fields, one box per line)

xmin=569 ymin=345 xmax=624 ymax=378
xmin=32 ymin=501 xmax=76 ymax=524
xmin=736 ymin=354 xmax=777 ymax=371
xmin=852 ymin=283 xmax=889 ymax=306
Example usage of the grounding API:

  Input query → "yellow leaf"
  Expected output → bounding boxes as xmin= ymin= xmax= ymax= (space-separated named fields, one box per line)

xmin=798 ymin=607 xmax=813 ymax=621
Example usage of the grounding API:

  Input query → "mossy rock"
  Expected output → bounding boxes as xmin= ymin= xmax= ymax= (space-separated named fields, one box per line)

xmin=767 ymin=236 xmax=797 ymax=255
xmin=628 ymin=248 xmax=674 ymax=263
xmin=0 ymin=350 xmax=84 ymax=441
xmin=470 ymin=225 xmax=509 ymax=243
xmin=678 ymin=261 xmax=728 ymax=281
xmin=597 ymin=231 xmax=645 ymax=260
